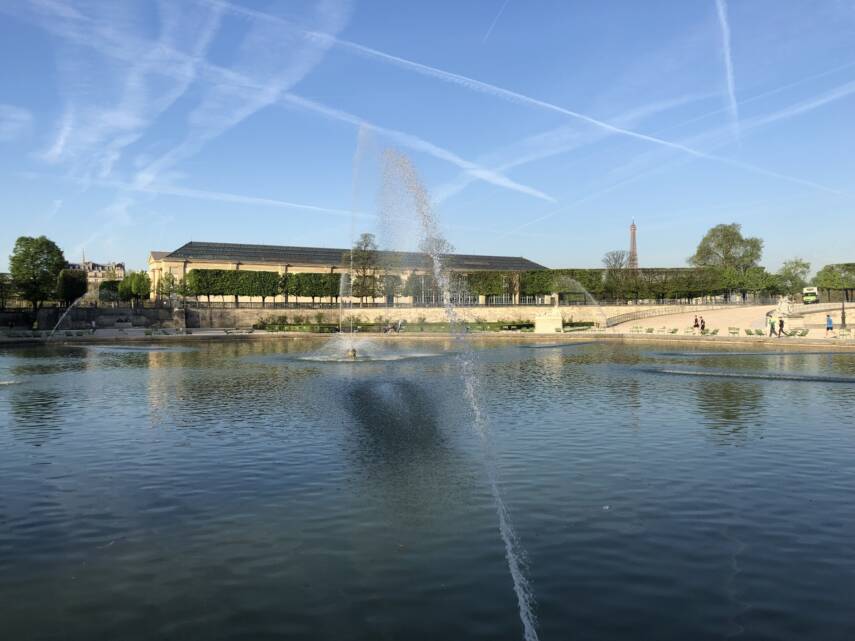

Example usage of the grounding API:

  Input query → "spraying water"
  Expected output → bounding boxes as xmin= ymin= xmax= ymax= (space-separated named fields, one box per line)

xmin=47 ymin=296 xmax=87 ymax=339
xmin=381 ymin=149 xmax=539 ymax=641
xmin=552 ymin=274 xmax=610 ymax=329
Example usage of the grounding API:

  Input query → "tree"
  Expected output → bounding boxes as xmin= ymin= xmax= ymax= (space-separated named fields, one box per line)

xmin=813 ymin=263 xmax=855 ymax=302
xmin=99 ymin=280 xmax=120 ymax=303
xmin=689 ymin=223 xmax=763 ymax=274
xmin=602 ymin=250 xmax=629 ymax=301
xmin=279 ymin=271 xmax=296 ymax=304
xmin=9 ymin=235 xmax=66 ymax=311
xmin=776 ymin=258 xmax=811 ymax=295
xmin=344 ymin=233 xmax=380 ymax=303
xmin=520 ymin=270 xmax=553 ymax=297
xmin=744 ymin=267 xmax=779 ymax=300
xmin=185 ymin=269 xmax=220 ymax=304
xmin=466 ymin=272 xmax=506 ymax=297
xmin=241 ymin=271 xmax=279 ymax=306
xmin=119 ymin=271 xmax=152 ymax=306
xmin=0 ymin=273 xmax=12 ymax=308
xmin=158 ymin=272 xmax=177 ymax=300
xmin=381 ymin=274 xmax=402 ymax=302
xmin=689 ymin=224 xmax=763 ymax=301
xmin=56 ymin=269 xmax=88 ymax=306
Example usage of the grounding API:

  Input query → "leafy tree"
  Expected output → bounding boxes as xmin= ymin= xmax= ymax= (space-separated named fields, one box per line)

xmin=689 ymin=223 xmax=763 ymax=274
xmin=466 ymin=271 xmax=506 ymax=297
xmin=291 ymin=272 xmax=331 ymax=304
xmin=326 ymin=272 xmax=342 ymax=303
xmin=813 ymin=263 xmax=855 ymax=302
xmin=0 ymin=273 xmax=13 ymax=308
xmin=689 ymin=224 xmax=763 ymax=301
xmin=185 ymin=269 xmax=220 ymax=304
xmin=9 ymin=235 xmax=66 ymax=311
xmin=743 ymin=267 xmax=779 ymax=299
xmin=248 ymin=271 xmax=280 ymax=306
xmin=99 ymin=280 xmax=120 ymax=303
xmin=279 ymin=271 xmax=296 ymax=303
xmin=119 ymin=271 xmax=151 ymax=305
xmin=776 ymin=258 xmax=811 ymax=295
xmin=158 ymin=272 xmax=177 ymax=299
xmin=343 ymin=233 xmax=380 ymax=303
xmin=381 ymin=274 xmax=402 ymax=302
xmin=56 ymin=269 xmax=88 ymax=306
xmin=520 ymin=270 xmax=553 ymax=296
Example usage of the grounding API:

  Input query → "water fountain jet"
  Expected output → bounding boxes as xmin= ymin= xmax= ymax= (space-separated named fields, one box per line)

xmin=380 ymin=149 xmax=540 ymax=641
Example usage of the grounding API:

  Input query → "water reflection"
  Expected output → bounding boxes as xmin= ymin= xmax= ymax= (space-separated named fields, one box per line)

xmin=694 ymin=380 xmax=765 ymax=444
xmin=343 ymin=378 xmax=468 ymax=522
xmin=8 ymin=388 xmax=64 ymax=446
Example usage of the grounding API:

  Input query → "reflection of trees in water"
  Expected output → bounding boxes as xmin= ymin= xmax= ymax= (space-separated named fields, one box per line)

xmin=694 ymin=380 xmax=766 ymax=444
xmin=151 ymin=365 xmax=317 ymax=432
xmin=343 ymin=378 xmax=469 ymax=523
xmin=8 ymin=389 xmax=64 ymax=446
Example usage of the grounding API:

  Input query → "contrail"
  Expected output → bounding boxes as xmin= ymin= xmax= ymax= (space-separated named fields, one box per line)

xmin=201 ymin=0 xmax=840 ymax=195
xmin=715 ymin=0 xmax=740 ymax=141
xmin=482 ymin=0 xmax=511 ymax=44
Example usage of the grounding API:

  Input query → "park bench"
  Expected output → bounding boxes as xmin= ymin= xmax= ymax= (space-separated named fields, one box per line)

xmin=728 ymin=327 xmax=739 ymax=336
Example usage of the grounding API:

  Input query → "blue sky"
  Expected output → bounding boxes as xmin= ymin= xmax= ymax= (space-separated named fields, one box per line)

xmin=1 ymin=0 xmax=854 ymax=273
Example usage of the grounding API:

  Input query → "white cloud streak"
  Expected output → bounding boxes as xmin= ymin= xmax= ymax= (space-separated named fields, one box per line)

xmin=714 ymin=0 xmax=740 ymax=142
xmin=14 ymin=0 xmax=225 ymax=180
xmin=200 ymin=0 xmax=840 ymax=197
xmin=5 ymin=0 xmax=551 ymax=203
xmin=482 ymin=0 xmax=512 ymax=44
xmin=432 ymin=92 xmax=713 ymax=204
xmin=499 ymin=76 xmax=855 ymax=236
xmin=131 ymin=182 xmax=368 ymax=220
xmin=132 ymin=0 xmax=353 ymax=189
xmin=280 ymin=93 xmax=555 ymax=202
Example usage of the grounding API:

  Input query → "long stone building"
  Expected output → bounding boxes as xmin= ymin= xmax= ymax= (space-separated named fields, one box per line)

xmin=148 ymin=241 xmax=546 ymax=304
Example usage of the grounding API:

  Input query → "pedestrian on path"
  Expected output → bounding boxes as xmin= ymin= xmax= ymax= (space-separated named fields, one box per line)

xmin=778 ymin=317 xmax=785 ymax=338
xmin=699 ymin=316 xmax=706 ymax=333
xmin=826 ymin=314 xmax=834 ymax=337
xmin=693 ymin=316 xmax=699 ymax=334
xmin=769 ymin=316 xmax=777 ymax=337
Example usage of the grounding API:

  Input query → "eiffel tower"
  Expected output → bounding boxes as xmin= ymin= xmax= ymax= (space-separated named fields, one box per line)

xmin=628 ymin=220 xmax=638 ymax=270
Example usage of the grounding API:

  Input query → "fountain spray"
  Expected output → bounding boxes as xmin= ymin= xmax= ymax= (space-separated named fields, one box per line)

xmin=381 ymin=149 xmax=539 ymax=641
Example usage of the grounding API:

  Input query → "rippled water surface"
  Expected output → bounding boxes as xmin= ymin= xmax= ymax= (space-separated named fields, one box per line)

xmin=1 ymin=339 xmax=854 ymax=641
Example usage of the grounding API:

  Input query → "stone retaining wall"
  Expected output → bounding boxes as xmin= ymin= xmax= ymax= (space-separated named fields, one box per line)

xmin=186 ymin=305 xmax=667 ymax=328
xmin=2 ymin=304 xmax=739 ymax=331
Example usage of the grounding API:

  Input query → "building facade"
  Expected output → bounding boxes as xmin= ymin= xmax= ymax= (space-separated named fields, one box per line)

xmin=148 ymin=241 xmax=546 ymax=305
xmin=66 ymin=260 xmax=126 ymax=299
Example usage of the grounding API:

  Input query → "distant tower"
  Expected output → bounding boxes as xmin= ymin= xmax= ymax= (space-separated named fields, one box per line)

xmin=628 ymin=220 xmax=638 ymax=270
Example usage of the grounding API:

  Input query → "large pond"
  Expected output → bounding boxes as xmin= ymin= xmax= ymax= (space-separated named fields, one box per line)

xmin=1 ymin=338 xmax=854 ymax=640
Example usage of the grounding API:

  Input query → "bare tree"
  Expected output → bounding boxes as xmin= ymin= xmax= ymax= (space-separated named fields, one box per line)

xmin=602 ymin=250 xmax=629 ymax=301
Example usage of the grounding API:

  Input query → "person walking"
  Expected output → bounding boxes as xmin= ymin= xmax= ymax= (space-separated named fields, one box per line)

xmin=693 ymin=316 xmax=699 ymax=334
xmin=769 ymin=316 xmax=777 ymax=337
xmin=826 ymin=314 xmax=834 ymax=337
xmin=778 ymin=317 xmax=785 ymax=338
xmin=699 ymin=316 xmax=706 ymax=333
